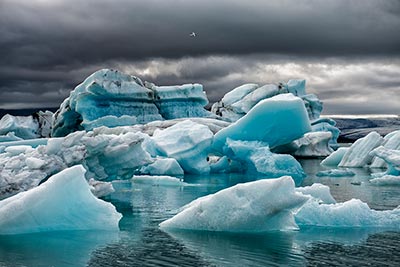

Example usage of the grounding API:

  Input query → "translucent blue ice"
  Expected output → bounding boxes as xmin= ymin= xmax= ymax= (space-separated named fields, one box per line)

xmin=213 ymin=94 xmax=311 ymax=153
xmin=0 ymin=165 xmax=122 ymax=235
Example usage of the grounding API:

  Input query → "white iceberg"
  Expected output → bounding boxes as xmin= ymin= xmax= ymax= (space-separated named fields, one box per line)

xmin=339 ymin=131 xmax=383 ymax=167
xmin=159 ymin=176 xmax=309 ymax=232
xmin=370 ymin=175 xmax=400 ymax=186
xmin=132 ymin=175 xmax=188 ymax=186
xmin=293 ymin=131 xmax=333 ymax=157
xmin=321 ymin=147 xmax=349 ymax=166
xmin=295 ymin=198 xmax=400 ymax=228
xmin=152 ymin=120 xmax=213 ymax=174
xmin=138 ymin=157 xmax=184 ymax=176
xmin=0 ymin=165 xmax=122 ymax=235
xmin=295 ymin=183 xmax=336 ymax=204
xmin=370 ymin=146 xmax=400 ymax=176
xmin=316 ymin=169 xmax=356 ymax=177
xmin=370 ymin=130 xmax=400 ymax=168
xmin=213 ymin=94 xmax=311 ymax=153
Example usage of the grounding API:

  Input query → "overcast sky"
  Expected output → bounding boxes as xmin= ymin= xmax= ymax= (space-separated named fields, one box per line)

xmin=1 ymin=0 xmax=399 ymax=114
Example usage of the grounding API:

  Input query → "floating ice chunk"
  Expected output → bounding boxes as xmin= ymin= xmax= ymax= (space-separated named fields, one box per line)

xmin=295 ymin=199 xmax=400 ymax=228
xmin=226 ymin=139 xmax=306 ymax=181
xmin=132 ymin=175 xmax=188 ymax=186
xmin=339 ymin=131 xmax=383 ymax=167
xmin=370 ymin=175 xmax=400 ymax=186
xmin=139 ymin=157 xmax=184 ymax=176
xmin=370 ymin=146 xmax=400 ymax=176
xmin=88 ymin=178 xmax=115 ymax=198
xmin=159 ymin=176 xmax=309 ymax=232
xmin=321 ymin=147 xmax=349 ymax=166
xmin=316 ymin=169 xmax=356 ymax=177
xmin=152 ymin=120 xmax=213 ymax=174
xmin=293 ymin=131 xmax=333 ymax=157
xmin=213 ymin=94 xmax=311 ymax=153
xmin=370 ymin=130 xmax=400 ymax=168
xmin=295 ymin=183 xmax=336 ymax=204
xmin=0 ymin=165 xmax=122 ymax=235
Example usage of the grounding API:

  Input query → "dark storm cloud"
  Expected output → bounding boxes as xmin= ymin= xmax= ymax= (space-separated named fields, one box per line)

xmin=0 ymin=0 xmax=399 ymax=113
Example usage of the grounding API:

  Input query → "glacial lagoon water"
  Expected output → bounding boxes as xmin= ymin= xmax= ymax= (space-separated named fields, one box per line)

xmin=1 ymin=159 xmax=400 ymax=267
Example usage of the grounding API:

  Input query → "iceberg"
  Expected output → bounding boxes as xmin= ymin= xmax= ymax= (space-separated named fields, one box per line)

xmin=0 ymin=111 xmax=53 ymax=140
xmin=0 ymin=130 xmax=153 ymax=199
xmin=225 ymin=139 xmax=306 ymax=181
xmin=292 ymin=131 xmax=333 ymax=157
xmin=369 ymin=146 xmax=400 ymax=176
xmin=295 ymin=198 xmax=400 ymax=228
xmin=370 ymin=130 xmax=400 ymax=168
xmin=88 ymin=178 xmax=115 ymax=198
xmin=338 ymin=131 xmax=383 ymax=167
xmin=160 ymin=175 xmax=400 ymax=232
xmin=311 ymin=118 xmax=340 ymax=149
xmin=211 ymin=79 xmax=324 ymax=123
xmin=0 ymin=114 xmax=38 ymax=140
xmin=316 ymin=169 xmax=356 ymax=177
xmin=149 ymin=83 xmax=212 ymax=119
xmin=0 ymin=165 xmax=122 ymax=235
xmin=132 ymin=175 xmax=188 ymax=186
xmin=159 ymin=176 xmax=310 ymax=232
xmin=370 ymin=175 xmax=400 ymax=186
xmin=212 ymin=94 xmax=311 ymax=153
xmin=295 ymin=183 xmax=336 ymax=204
xmin=138 ymin=157 xmax=184 ymax=176
xmin=52 ymin=69 xmax=212 ymax=137
xmin=152 ymin=120 xmax=213 ymax=174
xmin=320 ymin=147 xmax=349 ymax=166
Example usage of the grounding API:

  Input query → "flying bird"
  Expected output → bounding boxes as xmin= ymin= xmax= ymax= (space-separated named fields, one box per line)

xmin=189 ymin=32 xmax=196 ymax=37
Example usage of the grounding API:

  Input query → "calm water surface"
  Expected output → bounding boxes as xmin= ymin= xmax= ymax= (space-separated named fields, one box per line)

xmin=1 ymin=159 xmax=399 ymax=266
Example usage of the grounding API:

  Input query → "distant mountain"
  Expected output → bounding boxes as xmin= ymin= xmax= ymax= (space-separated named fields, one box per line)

xmin=328 ymin=115 xmax=400 ymax=142
xmin=0 ymin=108 xmax=58 ymax=118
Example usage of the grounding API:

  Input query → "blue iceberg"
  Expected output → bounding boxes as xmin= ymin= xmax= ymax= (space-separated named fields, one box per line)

xmin=0 ymin=165 xmax=122 ymax=235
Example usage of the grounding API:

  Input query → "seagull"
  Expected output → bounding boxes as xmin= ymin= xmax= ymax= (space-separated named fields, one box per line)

xmin=189 ymin=32 xmax=196 ymax=37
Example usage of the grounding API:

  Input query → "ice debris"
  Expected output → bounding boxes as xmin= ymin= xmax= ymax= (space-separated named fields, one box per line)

xmin=132 ymin=175 xmax=188 ymax=186
xmin=316 ymin=169 xmax=356 ymax=177
xmin=0 ymin=165 xmax=122 ymax=235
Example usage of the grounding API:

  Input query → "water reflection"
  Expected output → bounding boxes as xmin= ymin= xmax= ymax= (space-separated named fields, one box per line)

xmin=0 ymin=230 xmax=119 ymax=267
